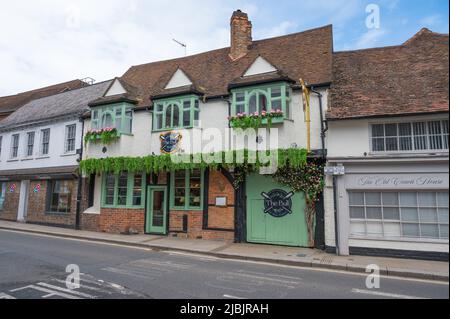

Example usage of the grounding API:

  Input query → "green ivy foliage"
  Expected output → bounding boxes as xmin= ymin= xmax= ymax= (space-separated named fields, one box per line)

xmin=80 ymin=148 xmax=308 ymax=175
xmin=273 ymin=159 xmax=325 ymax=203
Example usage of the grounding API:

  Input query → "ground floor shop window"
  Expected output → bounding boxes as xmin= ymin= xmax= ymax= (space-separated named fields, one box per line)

xmin=0 ymin=182 xmax=6 ymax=210
xmin=170 ymin=169 xmax=204 ymax=210
xmin=102 ymin=172 xmax=145 ymax=208
xmin=47 ymin=180 xmax=73 ymax=214
xmin=349 ymin=191 xmax=449 ymax=240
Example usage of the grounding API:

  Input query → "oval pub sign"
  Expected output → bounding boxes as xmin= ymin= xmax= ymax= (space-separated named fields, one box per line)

xmin=261 ymin=189 xmax=294 ymax=218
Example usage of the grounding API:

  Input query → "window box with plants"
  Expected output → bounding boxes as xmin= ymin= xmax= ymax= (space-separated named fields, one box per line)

xmin=84 ymin=127 xmax=120 ymax=145
xmin=229 ymin=109 xmax=284 ymax=130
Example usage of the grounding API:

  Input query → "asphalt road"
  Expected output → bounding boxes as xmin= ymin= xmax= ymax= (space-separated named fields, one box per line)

xmin=0 ymin=229 xmax=448 ymax=300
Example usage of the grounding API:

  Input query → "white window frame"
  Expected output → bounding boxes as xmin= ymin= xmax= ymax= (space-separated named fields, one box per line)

xmin=349 ymin=190 xmax=449 ymax=242
xmin=0 ymin=136 xmax=3 ymax=160
xmin=370 ymin=119 xmax=449 ymax=154
xmin=40 ymin=128 xmax=51 ymax=156
xmin=64 ymin=124 xmax=77 ymax=154
xmin=10 ymin=134 xmax=20 ymax=159
xmin=25 ymin=131 xmax=35 ymax=158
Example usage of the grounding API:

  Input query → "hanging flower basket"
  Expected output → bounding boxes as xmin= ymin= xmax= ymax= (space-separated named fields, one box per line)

xmin=229 ymin=109 xmax=284 ymax=130
xmin=84 ymin=128 xmax=120 ymax=145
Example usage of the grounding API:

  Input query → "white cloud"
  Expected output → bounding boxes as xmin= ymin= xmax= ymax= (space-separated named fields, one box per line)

xmin=355 ymin=28 xmax=388 ymax=49
xmin=256 ymin=21 xmax=297 ymax=39
xmin=0 ymin=0 xmax=248 ymax=95
xmin=420 ymin=14 xmax=443 ymax=28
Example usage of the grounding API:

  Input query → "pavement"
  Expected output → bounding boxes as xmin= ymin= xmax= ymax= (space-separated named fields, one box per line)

xmin=0 ymin=220 xmax=448 ymax=282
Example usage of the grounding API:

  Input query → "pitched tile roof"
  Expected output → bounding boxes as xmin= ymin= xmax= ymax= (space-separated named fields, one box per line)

xmin=0 ymin=80 xmax=113 ymax=131
xmin=120 ymin=25 xmax=333 ymax=106
xmin=328 ymin=28 xmax=449 ymax=120
xmin=0 ymin=80 xmax=86 ymax=116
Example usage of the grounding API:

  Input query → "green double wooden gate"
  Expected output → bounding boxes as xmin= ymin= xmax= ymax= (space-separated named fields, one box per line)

xmin=246 ymin=174 xmax=309 ymax=247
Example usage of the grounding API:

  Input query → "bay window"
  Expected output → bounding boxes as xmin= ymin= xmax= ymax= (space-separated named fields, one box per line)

xmin=91 ymin=103 xmax=134 ymax=135
xmin=102 ymin=172 xmax=146 ymax=208
xmin=153 ymin=95 xmax=200 ymax=131
xmin=231 ymin=82 xmax=291 ymax=120
xmin=170 ymin=169 xmax=204 ymax=210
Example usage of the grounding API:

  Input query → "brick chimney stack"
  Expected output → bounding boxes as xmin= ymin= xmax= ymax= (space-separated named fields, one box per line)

xmin=229 ymin=10 xmax=252 ymax=61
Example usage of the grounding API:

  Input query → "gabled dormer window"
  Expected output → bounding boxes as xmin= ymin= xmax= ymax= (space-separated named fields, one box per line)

xmin=153 ymin=95 xmax=200 ymax=132
xmin=91 ymin=103 xmax=133 ymax=135
xmin=231 ymin=82 xmax=291 ymax=120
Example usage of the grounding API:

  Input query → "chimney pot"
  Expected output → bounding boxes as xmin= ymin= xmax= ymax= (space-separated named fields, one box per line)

xmin=230 ymin=10 xmax=252 ymax=61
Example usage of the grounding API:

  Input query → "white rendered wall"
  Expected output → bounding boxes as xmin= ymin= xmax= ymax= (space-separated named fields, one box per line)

xmin=0 ymin=118 xmax=82 ymax=171
xmin=84 ymin=88 xmax=329 ymax=160
xmin=327 ymin=114 xmax=449 ymax=158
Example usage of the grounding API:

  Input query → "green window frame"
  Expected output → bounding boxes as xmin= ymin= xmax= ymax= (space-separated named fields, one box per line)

xmin=153 ymin=95 xmax=200 ymax=132
xmin=91 ymin=102 xmax=134 ymax=135
xmin=231 ymin=82 xmax=291 ymax=120
xmin=102 ymin=172 xmax=146 ymax=208
xmin=170 ymin=169 xmax=204 ymax=211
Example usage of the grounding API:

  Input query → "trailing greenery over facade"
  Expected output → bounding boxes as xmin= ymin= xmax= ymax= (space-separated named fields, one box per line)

xmin=80 ymin=148 xmax=309 ymax=175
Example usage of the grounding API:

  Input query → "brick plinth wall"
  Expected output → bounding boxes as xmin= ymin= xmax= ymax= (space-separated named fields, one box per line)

xmin=0 ymin=181 xmax=20 ymax=221
xmin=168 ymin=170 xmax=235 ymax=242
xmin=99 ymin=208 xmax=145 ymax=234
xmin=81 ymin=213 xmax=100 ymax=232
xmin=26 ymin=180 xmax=77 ymax=228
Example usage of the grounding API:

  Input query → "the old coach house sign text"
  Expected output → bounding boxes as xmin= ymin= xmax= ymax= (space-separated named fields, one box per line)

xmin=358 ymin=176 xmax=445 ymax=187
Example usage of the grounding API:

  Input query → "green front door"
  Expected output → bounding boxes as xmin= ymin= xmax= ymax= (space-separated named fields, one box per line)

xmin=246 ymin=173 xmax=308 ymax=247
xmin=146 ymin=186 xmax=167 ymax=235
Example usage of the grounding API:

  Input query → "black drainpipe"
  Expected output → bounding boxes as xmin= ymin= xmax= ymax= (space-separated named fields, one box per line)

xmin=75 ymin=116 xmax=85 ymax=230
xmin=310 ymin=86 xmax=328 ymax=159
xmin=332 ymin=175 xmax=340 ymax=255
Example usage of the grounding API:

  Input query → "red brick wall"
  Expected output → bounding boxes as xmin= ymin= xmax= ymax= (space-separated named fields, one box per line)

xmin=99 ymin=208 xmax=145 ymax=234
xmin=207 ymin=170 xmax=235 ymax=230
xmin=26 ymin=180 xmax=77 ymax=228
xmin=81 ymin=213 xmax=100 ymax=232
xmin=169 ymin=210 xmax=203 ymax=238
xmin=168 ymin=170 xmax=235 ymax=242
xmin=0 ymin=182 xmax=20 ymax=221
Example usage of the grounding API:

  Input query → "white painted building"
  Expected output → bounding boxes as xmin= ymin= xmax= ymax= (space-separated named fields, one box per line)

xmin=79 ymin=11 xmax=333 ymax=246
xmin=0 ymin=80 xmax=112 ymax=226
xmin=324 ymin=29 xmax=449 ymax=260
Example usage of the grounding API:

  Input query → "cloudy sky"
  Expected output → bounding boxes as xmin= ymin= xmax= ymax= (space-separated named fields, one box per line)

xmin=0 ymin=0 xmax=448 ymax=96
